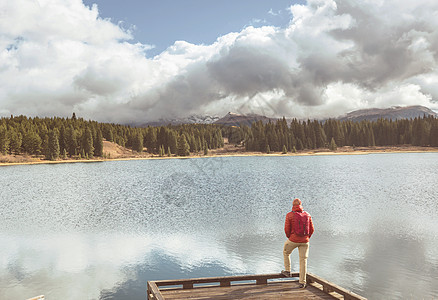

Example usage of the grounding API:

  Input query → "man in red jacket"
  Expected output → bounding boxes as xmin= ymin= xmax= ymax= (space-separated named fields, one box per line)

xmin=282 ymin=198 xmax=314 ymax=288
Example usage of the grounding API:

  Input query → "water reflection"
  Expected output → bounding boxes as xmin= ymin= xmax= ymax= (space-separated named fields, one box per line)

xmin=2 ymin=230 xmax=437 ymax=299
xmin=0 ymin=232 xmax=282 ymax=299
xmin=0 ymin=153 xmax=437 ymax=299
xmin=0 ymin=234 xmax=148 ymax=299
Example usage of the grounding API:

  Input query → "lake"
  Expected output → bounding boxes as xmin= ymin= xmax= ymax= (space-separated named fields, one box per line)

xmin=1 ymin=153 xmax=438 ymax=299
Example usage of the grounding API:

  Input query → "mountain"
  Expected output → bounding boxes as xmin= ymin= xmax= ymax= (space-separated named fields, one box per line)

xmin=138 ymin=115 xmax=220 ymax=126
xmin=336 ymin=105 xmax=437 ymax=122
xmin=137 ymin=112 xmax=277 ymax=127
xmin=136 ymin=105 xmax=436 ymax=127
xmin=213 ymin=112 xmax=276 ymax=126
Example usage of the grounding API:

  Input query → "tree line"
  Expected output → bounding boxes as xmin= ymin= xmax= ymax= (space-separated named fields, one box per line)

xmin=1 ymin=114 xmax=436 ymax=160
xmin=222 ymin=115 xmax=438 ymax=152
xmin=0 ymin=114 xmax=224 ymax=160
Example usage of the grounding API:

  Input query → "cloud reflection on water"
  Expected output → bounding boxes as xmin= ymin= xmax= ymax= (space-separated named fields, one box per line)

xmin=0 ymin=234 xmax=153 ymax=299
xmin=1 ymin=224 xmax=438 ymax=299
xmin=0 ymin=231 xmax=283 ymax=299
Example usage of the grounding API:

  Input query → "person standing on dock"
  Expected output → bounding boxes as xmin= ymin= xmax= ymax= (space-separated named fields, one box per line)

xmin=282 ymin=198 xmax=314 ymax=288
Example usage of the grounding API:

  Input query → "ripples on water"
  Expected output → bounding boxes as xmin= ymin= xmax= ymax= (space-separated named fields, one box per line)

xmin=0 ymin=153 xmax=438 ymax=299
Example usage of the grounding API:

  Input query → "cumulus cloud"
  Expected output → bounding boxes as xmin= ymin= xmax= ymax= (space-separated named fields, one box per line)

xmin=1 ymin=0 xmax=438 ymax=124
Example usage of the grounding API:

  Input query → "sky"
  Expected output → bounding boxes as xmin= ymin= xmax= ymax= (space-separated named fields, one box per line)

xmin=1 ymin=0 xmax=438 ymax=124
xmin=81 ymin=0 xmax=298 ymax=57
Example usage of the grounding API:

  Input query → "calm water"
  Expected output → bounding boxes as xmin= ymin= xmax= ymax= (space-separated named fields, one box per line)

xmin=1 ymin=153 xmax=438 ymax=299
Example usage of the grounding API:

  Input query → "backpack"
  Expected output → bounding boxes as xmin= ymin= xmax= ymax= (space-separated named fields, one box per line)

xmin=293 ymin=211 xmax=311 ymax=236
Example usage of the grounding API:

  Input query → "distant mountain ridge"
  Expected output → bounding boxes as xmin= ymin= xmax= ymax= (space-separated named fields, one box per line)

xmin=138 ymin=115 xmax=220 ymax=126
xmin=213 ymin=112 xmax=276 ymax=126
xmin=137 ymin=105 xmax=436 ymax=126
xmin=138 ymin=112 xmax=276 ymax=126
xmin=336 ymin=105 xmax=437 ymax=122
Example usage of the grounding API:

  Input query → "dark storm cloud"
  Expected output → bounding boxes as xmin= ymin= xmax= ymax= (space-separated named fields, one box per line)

xmin=207 ymin=45 xmax=293 ymax=96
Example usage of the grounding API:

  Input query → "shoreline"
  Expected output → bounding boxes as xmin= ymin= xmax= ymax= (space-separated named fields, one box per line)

xmin=1 ymin=146 xmax=437 ymax=166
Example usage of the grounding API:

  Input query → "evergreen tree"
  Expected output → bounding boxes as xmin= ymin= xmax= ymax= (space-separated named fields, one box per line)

xmin=168 ymin=131 xmax=178 ymax=154
xmin=329 ymin=137 xmax=337 ymax=151
xmin=412 ymin=118 xmax=430 ymax=146
xmin=369 ymin=125 xmax=376 ymax=146
xmin=157 ymin=127 xmax=167 ymax=150
xmin=41 ymin=133 xmax=49 ymax=158
xmin=9 ymin=130 xmax=22 ymax=155
xmin=349 ymin=124 xmax=360 ymax=147
xmin=421 ymin=119 xmax=431 ymax=146
xmin=144 ymin=127 xmax=157 ymax=153
xmin=288 ymin=131 xmax=296 ymax=151
xmin=282 ymin=144 xmax=287 ymax=154
xmin=0 ymin=125 xmax=9 ymax=154
xmin=103 ymin=126 xmax=114 ymax=142
xmin=267 ymin=125 xmax=280 ymax=151
xmin=296 ymin=122 xmax=306 ymax=148
xmin=132 ymin=132 xmax=143 ymax=152
xmin=22 ymin=131 xmax=41 ymax=155
xmin=296 ymin=138 xmax=304 ymax=151
xmin=82 ymin=128 xmax=94 ymax=158
xmin=167 ymin=146 xmax=171 ymax=157
xmin=196 ymin=136 xmax=202 ymax=153
xmin=177 ymin=134 xmax=190 ymax=156
xmin=58 ymin=125 xmax=67 ymax=155
xmin=94 ymin=129 xmax=104 ymax=157
xmin=65 ymin=126 xmax=77 ymax=156
xmin=187 ymin=134 xmax=196 ymax=152
xmin=335 ymin=121 xmax=345 ymax=146
xmin=46 ymin=129 xmax=60 ymax=160
xmin=313 ymin=121 xmax=326 ymax=148
xmin=203 ymin=142 xmax=208 ymax=155
xmin=430 ymin=120 xmax=438 ymax=147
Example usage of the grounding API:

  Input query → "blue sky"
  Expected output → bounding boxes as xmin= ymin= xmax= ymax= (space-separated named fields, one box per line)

xmin=1 ymin=0 xmax=437 ymax=124
xmin=82 ymin=0 xmax=299 ymax=56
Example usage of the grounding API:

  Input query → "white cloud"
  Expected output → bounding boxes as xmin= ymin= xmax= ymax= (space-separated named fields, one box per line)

xmin=268 ymin=9 xmax=279 ymax=16
xmin=0 ymin=0 xmax=438 ymax=123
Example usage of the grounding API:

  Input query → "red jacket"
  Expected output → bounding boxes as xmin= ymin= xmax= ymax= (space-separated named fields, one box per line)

xmin=284 ymin=205 xmax=314 ymax=243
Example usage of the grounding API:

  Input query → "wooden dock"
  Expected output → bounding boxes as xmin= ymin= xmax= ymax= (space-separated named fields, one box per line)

xmin=147 ymin=272 xmax=367 ymax=299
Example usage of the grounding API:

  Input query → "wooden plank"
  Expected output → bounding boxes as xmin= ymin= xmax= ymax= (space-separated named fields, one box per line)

xmin=182 ymin=282 xmax=193 ymax=289
xmin=307 ymin=273 xmax=367 ymax=300
xmin=148 ymin=272 xmax=367 ymax=300
xmin=26 ymin=296 xmax=45 ymax=300
xmin=153 ymin=273 xmax=299 ymax=287
xmin=220 ymin=280 xmax=231 ymax=287
xmin=309 ymin=282 xmax=343 ymax=300
xmin=147 ymin=281 xmax=164 ymax=300
xmin=160 ymin=280 xmax=336 ymax=300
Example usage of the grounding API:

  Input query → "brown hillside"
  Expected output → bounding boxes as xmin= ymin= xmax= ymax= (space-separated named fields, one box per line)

xmin=103 ymin=140 xmax=137 ymax=158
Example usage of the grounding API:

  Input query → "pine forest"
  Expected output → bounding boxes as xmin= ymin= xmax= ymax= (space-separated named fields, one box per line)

xmin=0 ymin=114 xmax=437 ymax=161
